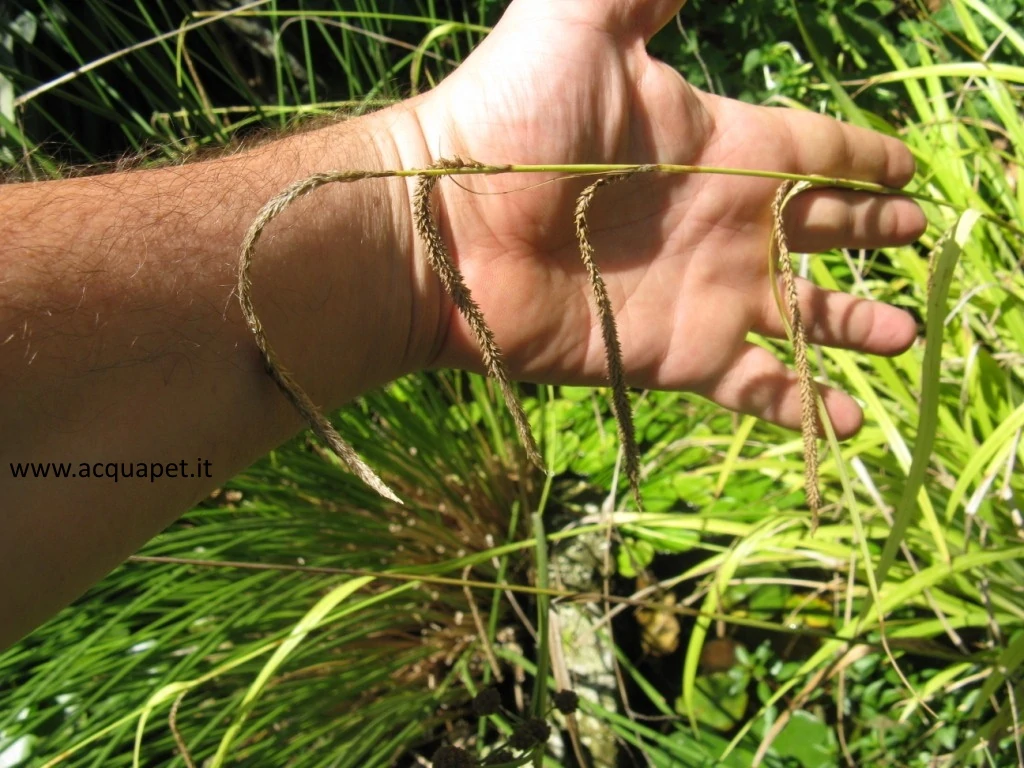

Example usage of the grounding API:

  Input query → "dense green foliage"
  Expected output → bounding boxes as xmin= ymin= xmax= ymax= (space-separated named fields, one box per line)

xmin=11 ymin=0 xmax=1024 ymax=165
xmin=2 ymin=1 xmax=1024 ymax=766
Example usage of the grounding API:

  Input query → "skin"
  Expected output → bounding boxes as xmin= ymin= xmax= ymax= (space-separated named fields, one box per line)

xmin=0 ymin=0 xmax=924 ymax=650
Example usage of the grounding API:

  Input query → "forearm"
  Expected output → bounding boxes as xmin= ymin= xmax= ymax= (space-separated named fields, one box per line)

xmin=0 ymin=103 xmax=429 ymax=648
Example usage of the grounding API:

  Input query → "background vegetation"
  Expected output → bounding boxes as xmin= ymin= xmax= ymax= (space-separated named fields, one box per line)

xmin=1 ymin=1 xmax=1023 ymax=766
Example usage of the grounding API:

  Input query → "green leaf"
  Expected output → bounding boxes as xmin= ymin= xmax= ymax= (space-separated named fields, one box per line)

xmin=677 ymin=669 xmax=750 ymax=731
xmin=874 ymin=210 xmax=981 ymax=590
xmin=208 ymin=577 xmax=378 ymax=768
xmin=616 ymin=538 xmax=655 ymax=578
xmin=769 ymin=710 xmax=837 ymax=768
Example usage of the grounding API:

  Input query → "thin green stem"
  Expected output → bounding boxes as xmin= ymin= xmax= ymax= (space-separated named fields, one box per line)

xmin=477 ymin=500 xmax=520 ymax=745
xmin=354 ymin=161 xmax=1023 ymax=236
xmin=530 ymin=386 xmax=556 ymax=731
xmin=530 ymin=507 xmax=550 ymax=766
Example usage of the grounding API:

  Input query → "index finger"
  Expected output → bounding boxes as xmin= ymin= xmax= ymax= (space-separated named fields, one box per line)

xmin=775 ymin=108 xmax=917 ymax=188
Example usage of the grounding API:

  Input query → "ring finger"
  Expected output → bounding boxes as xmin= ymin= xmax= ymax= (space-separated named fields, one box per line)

xmin=753 ymin=276 xmax=919 ymax=356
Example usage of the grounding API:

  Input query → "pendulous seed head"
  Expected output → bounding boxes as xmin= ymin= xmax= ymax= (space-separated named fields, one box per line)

xmin=431 ymin=744 xmax=477 ymax=768
xmin=509 ymin=717 xmax=550 ymax=750
xmin=552 ymin=689 xmax=580 ymax=715
xmin=483 ymin=748 xmax=514 ymax=765
xmin=471 ymin=687 xmax=502 ymax=717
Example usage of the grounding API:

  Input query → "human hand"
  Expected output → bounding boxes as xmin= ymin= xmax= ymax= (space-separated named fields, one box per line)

xmin=398 ymin=0 xmax=925 ymax=438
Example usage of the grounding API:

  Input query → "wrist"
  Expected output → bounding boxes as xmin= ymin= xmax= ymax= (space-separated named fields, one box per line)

xmin=363 ymin=97 xmax=445 ymax=378
xmin=241 ymin=103 xmax=439 ymax=413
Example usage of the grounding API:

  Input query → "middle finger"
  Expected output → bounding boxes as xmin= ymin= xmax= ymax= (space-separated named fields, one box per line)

xmin=783 ymin=189 xmax=926 ymax=253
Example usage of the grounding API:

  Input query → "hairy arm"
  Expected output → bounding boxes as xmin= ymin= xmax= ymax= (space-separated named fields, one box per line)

xmin=0 ymin=104 xmax=432 ymax=648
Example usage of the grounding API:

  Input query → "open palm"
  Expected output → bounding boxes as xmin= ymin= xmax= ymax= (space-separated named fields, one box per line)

xmin=408 ymin=0 xmax=925 ymax=437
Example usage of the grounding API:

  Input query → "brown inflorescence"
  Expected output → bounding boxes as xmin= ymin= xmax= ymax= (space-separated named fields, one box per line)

xmin=574 ymin=173 xmax=645 ymax=509
xmin=411 ymin=158 xmax=543 ymax=470
xmin=771 ymin=180 xmax=822 ymax=525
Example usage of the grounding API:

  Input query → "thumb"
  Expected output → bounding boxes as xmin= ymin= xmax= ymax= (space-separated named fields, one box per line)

xmin=505 ymin=0 xmax=686 ymax=42
xmin=584 ymin=0 xmax=688 ymax=41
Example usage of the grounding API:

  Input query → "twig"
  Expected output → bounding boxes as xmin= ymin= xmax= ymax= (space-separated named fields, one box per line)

xmin=169 ymin=691 xmax=196 ymax=768
xmin=463 ymin=564 xmax=503 ymax=682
